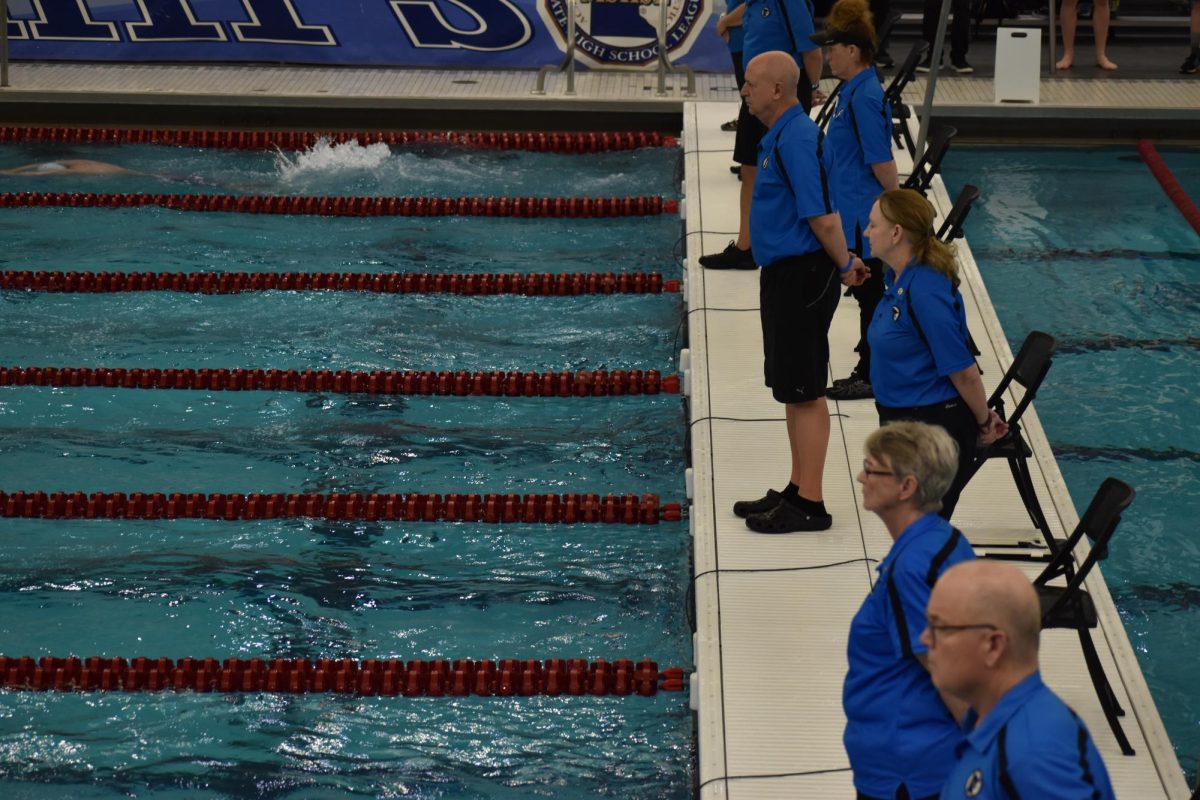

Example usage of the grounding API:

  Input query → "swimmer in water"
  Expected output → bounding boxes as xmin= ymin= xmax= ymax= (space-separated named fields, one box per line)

xmin=0 ymin=159 xmax=141 ymax=176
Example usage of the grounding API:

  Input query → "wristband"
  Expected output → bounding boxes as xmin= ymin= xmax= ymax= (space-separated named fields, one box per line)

xmin=839 ymin=255 xmax=854 ymax=274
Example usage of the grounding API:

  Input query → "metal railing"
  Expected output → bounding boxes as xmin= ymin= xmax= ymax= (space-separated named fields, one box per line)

xmin=2 ymin=0 xmax=11 ymax=88
xmin=534 ymin=0 xmax=695 ymax=97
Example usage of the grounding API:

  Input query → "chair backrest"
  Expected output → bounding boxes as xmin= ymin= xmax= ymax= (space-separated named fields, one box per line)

xmin=1034 ymin=478 xmax=1135 ymax=620
xmin=987 ymin=331 xmax=1056 ymax=428
xmin=901 ymin=123 xmax=956 ymax=196
xmin=883 ymin=40 xmax=929 ymax=111
xmin=936 ymin=184 xmax=981 ymax=243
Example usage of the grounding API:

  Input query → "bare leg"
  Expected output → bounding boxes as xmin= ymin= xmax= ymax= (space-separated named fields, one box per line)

xmin=1093 ymin=1 xmax=1118 ymax=69
xmin=1057 ymin=0 xmax=1078 ymax=69
xmin=736 ymin=164 xmax=756 ymax=252
xmin=785 ymin=398 xmax=830 ymax=501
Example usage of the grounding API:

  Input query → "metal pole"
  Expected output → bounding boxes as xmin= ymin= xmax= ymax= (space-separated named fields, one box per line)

xmin=913 ymin=0 xmax=952 ymax=161
xmin=565 ymin=0 xmax=576 ymax=95
xmin=656 ymin=0 xmax=668 ymax=96
xmin=2 ymin=0 xmax=11 ymax=88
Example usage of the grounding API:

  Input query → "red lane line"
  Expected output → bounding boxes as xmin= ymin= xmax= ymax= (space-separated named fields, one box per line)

xmin=0 ymin=655 xmax=687 ymax=696
xmin=0 ymin=270 xmax=681 ymax=295
xmin=1136 ymin=140 xmax=1200 ymax=237
xmin=0 ymin=489 xmax=684 ymax=524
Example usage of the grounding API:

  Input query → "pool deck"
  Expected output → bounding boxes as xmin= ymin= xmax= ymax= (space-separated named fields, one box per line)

xmin=1 ymin=58 xmax=1195 ymax=797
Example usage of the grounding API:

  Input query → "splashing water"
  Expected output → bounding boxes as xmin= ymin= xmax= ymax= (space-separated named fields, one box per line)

xmin=275 ymin=138 xmax=394 ymax=182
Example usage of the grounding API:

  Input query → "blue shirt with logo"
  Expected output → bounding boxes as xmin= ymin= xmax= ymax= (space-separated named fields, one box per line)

xmin=749 ymin=104 xmax=836 ymax=266
xmin=843 ymin=513 xmax=975 ymax=798
xmin=742 ymin=0 xmax=816 ymax=69
xmin=867 ymin=263 xmax=975 ymax=408
xmin=826 ymin=67 xmax=893 ymax=258
xmin=727 ymin=0 xmax=745 ymax=53
xmin=940 ymin=672 xmax=1116 ymax=800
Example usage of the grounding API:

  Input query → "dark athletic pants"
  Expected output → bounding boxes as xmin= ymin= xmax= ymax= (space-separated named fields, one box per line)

xmin=877 ymin=396 xmax=978 ymax=520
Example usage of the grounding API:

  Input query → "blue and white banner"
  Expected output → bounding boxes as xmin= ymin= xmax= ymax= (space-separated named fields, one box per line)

xmin=3 ymin=0 xmax=731 ymax=70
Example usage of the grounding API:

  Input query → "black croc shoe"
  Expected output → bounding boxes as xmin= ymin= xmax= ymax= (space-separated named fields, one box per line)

xmin=732 ymin=489 xmax=782 ymax=518
xmin=827 ymin=377 xmax=874 ymax=401
xmin=699 ymin=241 xmax=756 ymax=270
xmin=745 ymin=502 xmax=833 ymax=534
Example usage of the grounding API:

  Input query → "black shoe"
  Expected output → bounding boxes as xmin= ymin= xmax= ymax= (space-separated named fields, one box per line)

xmin=916 ymin=55 xmax=933 ymax=73
xmin=699 ymin=241 xmax=756 ymax=270
xmin=827 ymin=377 xmax=874 ymax=401
xmin=875 ymin=49 xmax=894 ymax=68
xmin=831 ymin=365 xmax=869 ymax=389
xmin=732 ymin=489 xmax=782 ymax=518
xmin=720 ymin=118 xmax=738 ymax=132
xmin=1182 ymin=52 xmax=1200 ymax=75
xmin=951 ymin=58 xmax=974 ymax=74
xmin=745 ymin=501 xmax=832 ymax=534
xmin=730 ymin=164 xmax=742 ymax=176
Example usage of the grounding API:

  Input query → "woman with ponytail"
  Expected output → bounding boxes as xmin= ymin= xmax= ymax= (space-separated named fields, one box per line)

xmin=864 ymin=189 xmax=1006 ymax=519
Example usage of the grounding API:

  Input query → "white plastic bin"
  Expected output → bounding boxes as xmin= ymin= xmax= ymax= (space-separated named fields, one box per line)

xmin=994 ymin=27 xmax=1041 ymax=104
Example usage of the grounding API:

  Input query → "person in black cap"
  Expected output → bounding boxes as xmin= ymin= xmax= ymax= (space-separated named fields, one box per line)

xmin=811 ymin=0 xmax=899 ymax=402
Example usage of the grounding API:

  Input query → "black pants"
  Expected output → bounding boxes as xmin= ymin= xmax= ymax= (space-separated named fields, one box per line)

xmin=877 ymin=397 xmax=977 ymax=519
xmin=848 ymin=256 xmax=885 ymax=376
xmin=922 ymin=0 xmax=972 ymax=62
xmin=857 ymin=786 xmax=939 ymax=800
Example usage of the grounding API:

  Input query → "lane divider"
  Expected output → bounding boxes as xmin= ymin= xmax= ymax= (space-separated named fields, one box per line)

xmin=1 ymin=270 xmax=682 ymax=295
xmin=0 ymin=366 xmax=680 ymax=396
xmin=0 ymin=127 xmax=678 ymax=153
xmin=0 ymin=192 xmax=677 ymax=218
xmin=1136 ymin=140 xmax=1200 ymax=236
xmin=0 ymin=490 xmax=684 ymax=524
xmin=0 ymin=656 xmax=687 ymax=696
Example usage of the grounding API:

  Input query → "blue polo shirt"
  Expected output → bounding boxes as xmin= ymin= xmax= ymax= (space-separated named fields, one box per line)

xmin=742 ymin=0 xmax=816 ymax=69
xmin=843 ymin=513 xmax=976 ymax=798
xmin=826 ymin=68 xmax=893 ymax=257
xmin=867 ymin=263 xmax=975 ymax=408
xmin=749 ymin=104 xmax=836 ymax=267
xmin=727 ymin=0 xmax=745 ymax=53
xmin=940 ymin=672 xmax=1116 ymax=800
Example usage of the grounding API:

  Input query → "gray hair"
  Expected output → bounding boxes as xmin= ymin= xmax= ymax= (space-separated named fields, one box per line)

xmin=865 ymin=421 xmax=959 ymax=512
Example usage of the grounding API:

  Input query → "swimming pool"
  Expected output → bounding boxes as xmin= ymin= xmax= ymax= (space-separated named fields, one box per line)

xmin=0 ymin=140 xmax=694 ymax=797
xmin=946 ymin=144 xmax=1200 ymax=784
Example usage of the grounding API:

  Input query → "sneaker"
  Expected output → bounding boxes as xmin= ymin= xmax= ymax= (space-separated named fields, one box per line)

xmin=1182 ymin=52 xmax=1200 ymax=75
xmin=732 ymin=489 xmax=782 ymax=518
xmin=827 ymin=376 xmax=874 ymax=401
xmin=875 ymin=49 xmax=895 ymax=69
xmin=698 ymin=240 xmax=756 ymax=270
xmin=720 ymin=118 xmax=738 ymax=132
xmin=951 ymin=58 xmax=974 ymax=74
xmin=745 ymin=501 xmax=832 ymax=534
xmin=916 ymin=55 xmax=933 ymax=73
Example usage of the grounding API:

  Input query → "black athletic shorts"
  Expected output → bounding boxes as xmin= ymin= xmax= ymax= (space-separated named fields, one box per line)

xmin=760 ymin=249 xmax=840 ymax=404
xmin=733 ymin=77 xmax=813 ymax=166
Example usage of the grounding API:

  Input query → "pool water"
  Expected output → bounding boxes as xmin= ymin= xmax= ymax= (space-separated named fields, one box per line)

xmin=945 ymin=145 xmax=1200 ymax=784
xmin=0 ymin=141 xmax=692 ymax=798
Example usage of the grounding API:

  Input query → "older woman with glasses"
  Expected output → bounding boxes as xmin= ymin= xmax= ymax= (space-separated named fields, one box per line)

xmin=843 ymin=421 xmax=976 ymax=800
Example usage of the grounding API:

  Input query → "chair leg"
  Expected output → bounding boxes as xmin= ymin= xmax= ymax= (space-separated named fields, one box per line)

xmin=1008 ymin=456 xmax=1056 ymax=551
xmin=1077 ymin=628 xmax=1136 ymax=756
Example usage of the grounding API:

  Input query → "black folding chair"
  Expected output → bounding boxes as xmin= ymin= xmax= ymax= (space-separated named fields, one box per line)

xmin=884 ymin=40 xmax=930 ymax=157
xmin=901 ymin=123 xmax=956 ymax=197
xmin=936 ymin=184 xmax=981 ymax=243
xmin=1035 ymin=477 xmax=1137 ymax=756
xmin=960 ymin=331 xmax=1057 ymax=548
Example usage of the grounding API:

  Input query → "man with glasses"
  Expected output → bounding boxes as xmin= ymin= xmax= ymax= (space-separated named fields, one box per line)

xmin=843 ymin=421 xmax=975 ymax=799
xmin=923 ymin=561 xmax=1115 ymax=799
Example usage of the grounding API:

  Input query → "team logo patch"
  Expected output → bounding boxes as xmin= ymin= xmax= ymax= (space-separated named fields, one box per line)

xmin=964 ymin=768 xmax=984 ymax=797
xmin=761 ymin=156 xmax=769 ymax=169
xmin=891 ymin=305 xmax=900 ymax=321
xmin=761 ymin=7 xmax=770 ymax=15
xmin=538 ymin=0 xmax=711 ymax=69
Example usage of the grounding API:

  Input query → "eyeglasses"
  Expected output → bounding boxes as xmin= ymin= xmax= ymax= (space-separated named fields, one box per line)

xmin=924 ymin=621 xmax=998 ymax=645
xmin=861 ymin=460 xmax=895 ymax=478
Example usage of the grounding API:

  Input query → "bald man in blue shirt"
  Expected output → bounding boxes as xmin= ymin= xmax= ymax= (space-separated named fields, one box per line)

xmin=924 ymin=561 xmax=1115 ymax=800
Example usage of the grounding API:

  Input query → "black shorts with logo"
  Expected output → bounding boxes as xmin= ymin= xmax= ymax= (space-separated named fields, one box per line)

xmin=760 ymin=249 xmax=840 ymax=404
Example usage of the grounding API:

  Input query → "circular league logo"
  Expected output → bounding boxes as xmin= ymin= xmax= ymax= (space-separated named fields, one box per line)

xmin=538 ymin=0 xmax=712 ymax=69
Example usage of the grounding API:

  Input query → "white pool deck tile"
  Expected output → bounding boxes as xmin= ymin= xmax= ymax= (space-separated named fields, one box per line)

xmin=682 ymin=100 xmax=1190 ymax=798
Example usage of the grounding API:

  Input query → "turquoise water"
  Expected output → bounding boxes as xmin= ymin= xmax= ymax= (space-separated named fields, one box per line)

xmin=0 ymin=142 xmax=692 ymax=798
xmin=945 ymin=146 xmax=1200 ymax=784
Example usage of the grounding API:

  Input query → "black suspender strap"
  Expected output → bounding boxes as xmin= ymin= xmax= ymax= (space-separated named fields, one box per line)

xmin=925 ymin=527 xmax=963 ymax=587
xmin=997 ymin=724 xmax=1023 ymax=800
